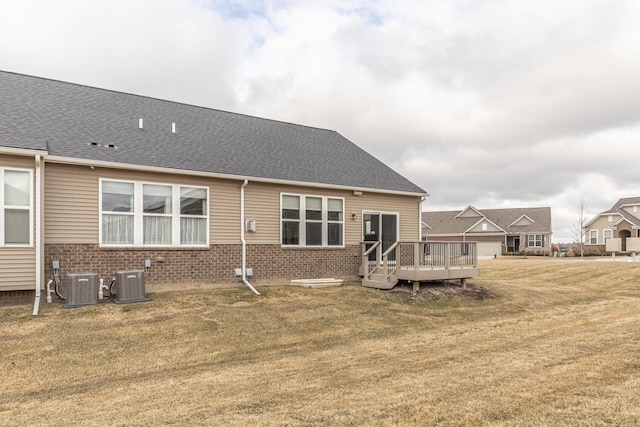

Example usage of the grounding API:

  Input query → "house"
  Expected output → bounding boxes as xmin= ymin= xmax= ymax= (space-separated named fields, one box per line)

xmin=584 ymin=197 xmax=640 ymax=253
xmin=0 ymin=70 xmax=428 ymax=305
xmin=422 ymin=206 xmax=553 ymax=256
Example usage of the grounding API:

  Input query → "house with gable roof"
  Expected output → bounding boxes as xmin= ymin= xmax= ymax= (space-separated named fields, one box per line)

xmin=584 ymin=197 xmax=640 ymax=253
xmin=0 ymin=70 xmax=428 ymax=305
xmin=422 ymin=206 xmax=553 ymax=256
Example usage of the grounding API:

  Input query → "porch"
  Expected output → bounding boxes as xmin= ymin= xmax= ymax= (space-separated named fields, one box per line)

xmin=360 ymin=241 xmax=480 ymax=290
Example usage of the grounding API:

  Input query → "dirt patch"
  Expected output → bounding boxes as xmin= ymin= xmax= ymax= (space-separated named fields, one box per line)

xmin=389 ymin=281 xmax=496 ymax=302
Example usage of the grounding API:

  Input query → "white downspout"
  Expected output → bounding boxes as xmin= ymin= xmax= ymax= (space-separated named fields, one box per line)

xmin=240 ymin=180 xmax=260 ymax=295
xmin=32 ymin=155 xmax=42 ymax=316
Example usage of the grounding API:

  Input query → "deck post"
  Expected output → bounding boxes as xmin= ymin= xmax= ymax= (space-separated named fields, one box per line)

xmin=472 ymin=242 xmax=478 ymax=267
xmin=461 ymin=278 xmax=467 ymax=289
xmin=444 ymin=243 xmax=451 ymax=270
xmin=413 ymin=281 xmax=420 ymax=293
xmin=414 ymin=242 xmax=420 ymax=269
xmin=379 ymin=243 xmax=385 ymax=278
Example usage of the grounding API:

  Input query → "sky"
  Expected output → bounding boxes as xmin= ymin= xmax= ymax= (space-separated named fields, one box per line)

xmin=2 ymin=0 xmax=640 ymax=243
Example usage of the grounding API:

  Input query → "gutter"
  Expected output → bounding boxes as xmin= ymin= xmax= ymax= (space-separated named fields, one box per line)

xmin=240 ymin=180 xmax=260 ymax=296
xmin=32 ymin=155 xmax=42 ymax=316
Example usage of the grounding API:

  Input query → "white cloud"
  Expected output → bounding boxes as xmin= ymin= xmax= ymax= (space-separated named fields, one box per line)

xmin=2 ymin=0 xmax=640 ymax=242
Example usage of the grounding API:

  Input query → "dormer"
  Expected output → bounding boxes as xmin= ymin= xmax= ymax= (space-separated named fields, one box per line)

xmin=466 ymin=217 xmax=504 ymax=233
xmin=509 ymin=214 xmax=535 ymax=227
xmin=455 ymin=205 xmax=483 ymax=219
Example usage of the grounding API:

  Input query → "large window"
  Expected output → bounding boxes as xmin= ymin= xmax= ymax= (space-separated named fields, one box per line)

xmin=101 ymin=179 xmax=208 ymax=246
xmin=0 ymin=168 xmax=32 ymax=246
xmin=527 ymin=234 xmax=543 ymax=248
xmin=589 ymin=230 xmax=598 ymax=245
xmin=603 ymin=229 xmax=612 ymax=243
xmin=281 ymin=194 xmax=344 ymax=247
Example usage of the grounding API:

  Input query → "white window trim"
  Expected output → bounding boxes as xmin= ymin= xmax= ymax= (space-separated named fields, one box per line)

xmin=280 ymin=193 xmax=345 ymax=247
xmin=589 ymin=229 xmax=598 ymax=245
xmin=0 ymin=167 xmax=34 ymax=247
xmin=603 ymin=229 xmax=612 ymax=242
xmin=527 ymin=234 xmax=543 ymax=248
xmin=99 ymin=178 xmax=209 ymax=247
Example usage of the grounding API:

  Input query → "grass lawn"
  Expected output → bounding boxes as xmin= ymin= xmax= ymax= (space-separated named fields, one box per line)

xmin=2 ymin=258 xmax=640 ymax=426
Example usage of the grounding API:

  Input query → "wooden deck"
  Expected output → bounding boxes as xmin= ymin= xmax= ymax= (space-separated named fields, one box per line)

xmin=361 ymin=241 xmax=480 ymax=289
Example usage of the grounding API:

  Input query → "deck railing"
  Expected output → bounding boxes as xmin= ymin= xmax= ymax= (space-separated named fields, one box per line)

xmin=362 ymin=241 xmax=478 ymax=278
xmin=362 ymin=241 xmax=381 ymax=280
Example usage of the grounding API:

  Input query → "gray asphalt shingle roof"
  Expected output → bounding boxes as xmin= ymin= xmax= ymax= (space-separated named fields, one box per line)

xmin=594 ymin=197 xmax=640 ymax=226
xmin=0 ymin=70 xmax=425 ymax=195
xmin=423 ymin=206 xmax=552 ymax=235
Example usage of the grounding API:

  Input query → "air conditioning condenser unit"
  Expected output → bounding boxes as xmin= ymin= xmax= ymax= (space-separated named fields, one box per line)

xmin=114 ymin=270 xmax=151 ymax=304
xmin=64 ymin=273 xmax=99 ymax=308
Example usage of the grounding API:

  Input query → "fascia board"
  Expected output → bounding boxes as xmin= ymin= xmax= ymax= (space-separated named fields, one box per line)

xmin=0 ymin=147 xmax=49 ymax=157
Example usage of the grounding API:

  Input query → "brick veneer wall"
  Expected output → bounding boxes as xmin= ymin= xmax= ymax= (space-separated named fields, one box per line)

xmin=0 ymin=290 xmax=34 ymax=306
xmin=44 ymin=244 xmax=362 ymax=292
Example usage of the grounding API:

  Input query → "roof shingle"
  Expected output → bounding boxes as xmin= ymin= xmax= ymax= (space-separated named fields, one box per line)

xmin=0 ymin=70 xmax=425 ymax=195
xmin=423 ymin=206 xmax=552 ymax=235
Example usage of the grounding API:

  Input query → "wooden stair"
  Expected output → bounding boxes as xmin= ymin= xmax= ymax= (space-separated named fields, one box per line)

xmin=361 ymin=273 xmax=398 ymax=289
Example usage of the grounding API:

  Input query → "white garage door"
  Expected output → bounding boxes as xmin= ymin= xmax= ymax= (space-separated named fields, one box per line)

xmin=476 ymin=242 xmax=502 ymax=258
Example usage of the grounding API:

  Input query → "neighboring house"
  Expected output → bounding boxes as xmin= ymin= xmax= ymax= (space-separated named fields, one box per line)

xmin=0 ymin=70 xmax=427 ymax=303
xmin=422 ymin=206 xmax=552 ymax=256
xmin=584 ymin=197 xmax=640 ymax=253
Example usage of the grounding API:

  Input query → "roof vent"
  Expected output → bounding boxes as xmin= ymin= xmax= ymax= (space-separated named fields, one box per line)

xmin=139 ymin=118 xmax=144 ymax=129
xmin=172 ymin=122 xmax=176 ymax=134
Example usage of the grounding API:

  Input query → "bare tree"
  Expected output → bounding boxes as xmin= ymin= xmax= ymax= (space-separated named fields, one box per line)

xmin=573 ymin=197 xmax=588 ymax=257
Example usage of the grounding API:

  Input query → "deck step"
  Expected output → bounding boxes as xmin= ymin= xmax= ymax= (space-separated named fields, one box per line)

xmin=362 ymin=275 xmax=398 ymax=290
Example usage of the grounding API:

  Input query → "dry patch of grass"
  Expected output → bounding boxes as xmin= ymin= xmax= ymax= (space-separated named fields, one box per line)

xmin=2 ymin=258 xmax=640 ymax=426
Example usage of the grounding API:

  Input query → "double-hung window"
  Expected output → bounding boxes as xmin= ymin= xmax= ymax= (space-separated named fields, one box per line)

xmin=527 ymin=234 xmax=543 ymax=248
xmin=603 ymin=229 xmax=612 ymax=243
xmin=101 ymin=179 xmax=208 ymax=246
xmin=589 ymin=230 xmax=598 ymax=245
xmin=281 ymin=194 xmax=344 ymax=247
xmin=0 ymin=168 xmax=32 ymax=246
xmin=143 ymin=184 xmax=172 ymax=245
xmin=180 ymin=187 xmax=207 ymax=245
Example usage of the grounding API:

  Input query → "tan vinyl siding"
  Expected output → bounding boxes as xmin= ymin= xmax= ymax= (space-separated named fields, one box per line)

xmin=348 ymin=191 xmax=421 ymax=242
xmin=45 ymin=164 xmax=98 ymax=243
xmin=44 ymin=163 xmax=241 ymax=244
xmin=622 ymin=205 xmax=640 ymax=216
xmin=44 ymin=162 xmax=420 ymax=246
xmin=244 ymin=182 xmax=421 ymax=245
xmin=210 ymin=180 xmax=241 ymax=244
xmin=0 ymin=154 xmax=36 ymax=168
xmin=0 ymin=248 xmax=36 ymax=290
xmin=244 ymin=183 xmax=281 ymax=244
xmin=586 ymin=216 xmax=614 ymax=244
